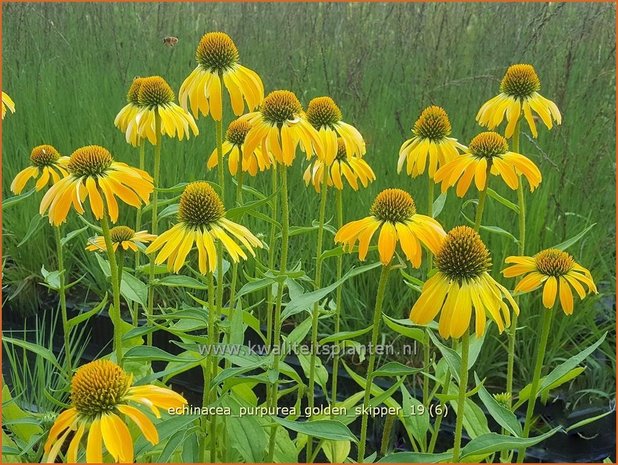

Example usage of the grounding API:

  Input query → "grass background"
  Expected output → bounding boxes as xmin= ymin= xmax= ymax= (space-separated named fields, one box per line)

xmin=2 ymin=3 xmax=615 ymax=402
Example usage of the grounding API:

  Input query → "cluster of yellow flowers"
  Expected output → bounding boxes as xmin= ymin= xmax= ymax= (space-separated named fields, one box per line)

xmin=5 ymin=30 xmax=598 ymax=464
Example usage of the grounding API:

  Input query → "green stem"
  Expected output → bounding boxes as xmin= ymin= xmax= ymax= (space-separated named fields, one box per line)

xmin=266 ymin=166 xmax=278 ymax=349
xmin=229 ymin=169 xmax=244 ymax=308
xmin=506 ymin=120 xmax=524 ymax=409
xmin=452 ymin=331 xmax=470 ymax=462
xmin=199 ymin=273 xmax=216 ymax=463
xmin=132 ymin=141 xmax=146 ymax=326
xmin=330 ymin=189 xmax=344 ymax=415
xmin=306 ymin=178 xmax=329 ymax=462
xmin=267 ymin=165 xmax=290 ymax=463
xmin=100 ymin=214 xmax=123 ymax=365
xmin=516 ymin=309 xmax=553 ymax=463
xmin=426 ymin=178 xmax=435 ymax=270
xmin=358 ymin=264 xmax=391 ymax=463
xmin=146 ymin=112 xmax=162 ymax=346
xmin=54 ymin=226 xmax=72 ymax=373
xmin=423 ymin=179 xmax=435 ymax=412
xmin=473 ymin=162 xmax=491 ymax=232
xmin=427 ymin=374 xmax=451 ymax=453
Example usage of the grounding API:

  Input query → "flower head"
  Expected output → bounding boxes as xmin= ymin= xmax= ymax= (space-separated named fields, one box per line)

xmin=114 ymin=77 xmax=147 ymax=147
xmin=86 ymin=226 xmax=156 ymax=253
xmin=477 ymin=64 xmax=561 ymax=138
xmin=410 ymin=226 xmax=519 ymax=339
xmin=335 ymin=188 xmax=446 ymax=266
xmin=39 ymin=145 xmax=153 ymax=225
xmin=179 ymin=32 xmax=264 ymax=121
xmin=503 ymin=248 xmax=597 ymax=315
xmin=133 ymin=76 xmax=199 ymax=145
xmin=146 ymin=181 xmax=262 ymax=274
xmin=434 ymin=131 xmax=542 ymax=197
xmin=306 ymin=96 xmax=365 ymax=165
xmin=11 ymin=145 xmax=69 ymax=194
xmin=241 ymin=90 xmax=324 ymax=166
xmin=43 ymin=359 xmax=186 ymax=463
xmin=2 ymin=91 xmax=15 ymax=119
xmin=304 ymin=138 xmax=376 ymax=192
xmin=397 ymin=106 xmax=465 ymax=179
xmin=207 ymin=118 xmax=271 ymax=176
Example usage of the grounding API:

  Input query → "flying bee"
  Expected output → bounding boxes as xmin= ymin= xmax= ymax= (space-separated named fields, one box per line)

xmin=163 ymin=36 xmax=179 ymax=47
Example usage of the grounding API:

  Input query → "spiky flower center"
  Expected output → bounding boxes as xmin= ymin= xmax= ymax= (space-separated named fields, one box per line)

xmin=261 ymin=90 xmax=303 ymax=125
xmin=493 ymin=392 xmax=512 ymax=409
xmin=436 ymin=226 xmax=492 ymax=282
xmin=413 ymin=106 xmax=452 ymax=141
xmin=196 ymin=32 xmax=239 ymax=72
xmin=535 ymin=249 xmax=574 ymax=276
xmin=127 ymin=77 xmax=145 ymax=105
xmin=179 ymin=182 xmax=225 ymax=227
xmin=226 ymin=119 xmax=252 ymax=146
xmin=370 ymin=189 xmax=416 ymax=223
xmin=30 ymin=145 xmax=60 ymax=167
xmin=137 ymin=76 xmax=175 ymax=108
xmin=306 ymin=96 xmax=342 ymax=129
xmin=68 ymin=146 xmax=113 ymax=177
xmin=71 ymin=360 xmax=130 ymax=417
xmin=500 ymin=64 xmax=541 ymax=99
xmin=335 ymin=139 xmax=347 ymax=161
xmin=468 ymin=132 xmax=509 ymax=159
xmin=110 ymin=226 xmax=135 ymax=243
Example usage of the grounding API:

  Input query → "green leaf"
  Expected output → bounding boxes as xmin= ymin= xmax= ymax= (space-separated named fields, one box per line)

xmin=373 ymin=362 xmax=420 ymax=377
xmin=487 ymin=188 xmax=520 ymax=213
xmin=124 ymin=346 xmax=196 ymax=363
xmin=322 ymin=440 xmax=351 ymax=464
xmin=282 ymin=262 xmax=381 ymax=319
xmin=551 ymin=223 xmax=596 ymax=251
xmin=272 ymin=417 xmax=357 ymax=442
xmin=61 ymin=226 xmax=88 ymax=246
xmin=382 ymin=314 xmax=427 ymax=345
xmin=17 ymin=215 xmax=44 ymax=247
xmin=566 ymin=409 xmax=613 ymax=432
xmin=121 ymin=272 xmax=147 ymax=306
xmin=2 ymin=337 xmax=63 ymax=372
xmin=2 ymin=189 xmax=34 ymax=210
xmin=66 ymin=296 xmax=108 ymax=330
xmin=319 ymin=325 xmax=372 ymax=344
xmin=400 ymin=386 xmax=430 ymax=450
xmin=155 ymin=275 xmax=208 ymax=290
xmin=40 ymin=265 xmax=62 ymax=290
xmin=432 ymin=192 xmax=448 ymax=218
xmin=459 ymin=427 xmax=561 ymax=460
xmin=158 ymin=203 xmax=179 ymax=220
xmin=377 ymin=452 xmax=451 ymax=463
xmin=475 ymin=374 xmax=522 ymax=437
xmin=428 ymin=331 xmax=461 ymax=383
xmin=227 ymin=190 xmax=278 ymax=221
xmin=221 ymin=395 xmax=266 ymax=462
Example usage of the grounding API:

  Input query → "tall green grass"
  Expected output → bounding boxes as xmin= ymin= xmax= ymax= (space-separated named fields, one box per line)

xmin=2 ymin=3 xmax=615 ymax=397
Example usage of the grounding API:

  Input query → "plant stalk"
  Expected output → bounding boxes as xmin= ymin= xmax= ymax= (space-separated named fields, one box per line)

xmin=306 ymin=177 xmax=329 ymax=462
xmin=358 ymin=264 xmax=391 ymax=463
xmin=54 ymin=226 xmax=72 ymax=373
xmin=452 ymin=331 xmax=470 ymax=462
xmin=100 ymin=213 xmax=123 ymax=365
xmin=330 ymin=189 xmax=344 ymax=414
xmin=516 ymin=309 xmax=553 ymax=462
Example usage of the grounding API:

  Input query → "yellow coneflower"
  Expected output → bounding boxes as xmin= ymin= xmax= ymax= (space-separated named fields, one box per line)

xmin=410 ymin=225 xmax=519 ymax=339
xmin=43 ymin=359 xmax=186 ymax=463
xmin=146 ymin=181 xmax=262 ymax=274
xmin=477 ymin=64 xmax=562 ymax=138
xmin=335 ymin=188 xmax=445 ymax=267
xmin=86 ymin=226 xmax=156 ymax=253
xmin=134 ymin=76 xmax=199 ymax=145
xmin=503 ymin=248 xmax=597 ymax=315
xmin=397 ymin=106 xmax=465 ymax=179
xmin=2 ymin=91 xmax=15 ymax=119
xmin=241 ymin=90 xmax=323 ymax=166
xmin=305 ymin=96 xmax=365 ymax=165
xmin=207 ymin=118 xmax=270 ymax=176
xmin=434 ymin=131 xmax=542 ymax=197
xmin=303 ymin=138 xmax=375 ymax=192
xmin=115 ymin=77 xmax=146 ymax=147
xmin=39 ymin=145 xmax=153 ymax=225
xmin=179 ymin=32 xmax=264 ymax=122
xmin=10 ymin=145 xmax=69 ymax=194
